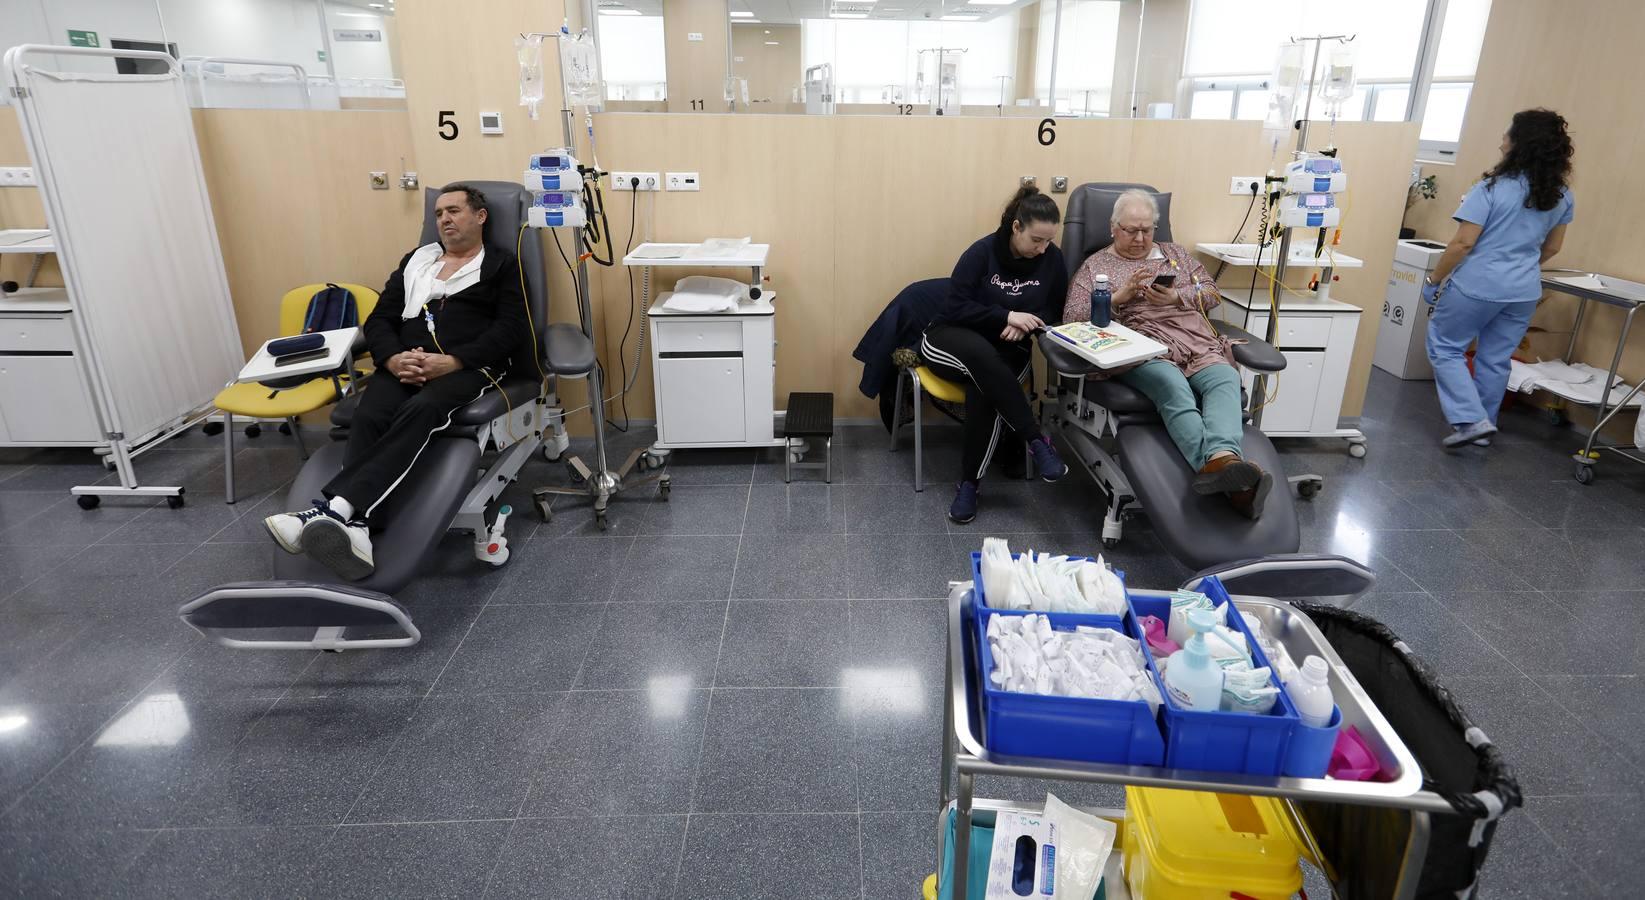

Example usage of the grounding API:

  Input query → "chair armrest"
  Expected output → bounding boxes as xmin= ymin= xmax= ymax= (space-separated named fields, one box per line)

xmin=1035 ymin=331 xmax=1104 ymax=376
xmin=1213 ymin=320 xmax=1287 ymax=373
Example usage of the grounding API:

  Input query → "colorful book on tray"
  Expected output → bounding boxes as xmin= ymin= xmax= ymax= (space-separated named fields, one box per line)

xmin=1046 ymin=321 xmax=1167 ymax=369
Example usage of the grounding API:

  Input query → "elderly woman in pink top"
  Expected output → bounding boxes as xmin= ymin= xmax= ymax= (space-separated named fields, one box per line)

xmin=1062 ymin=189 xmax=1272 ymax=519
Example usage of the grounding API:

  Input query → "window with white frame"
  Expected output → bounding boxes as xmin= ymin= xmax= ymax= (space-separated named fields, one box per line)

xmin=801 ymin=15 xmax=1018 ymax=109
xmin=1181 ymin=0 xmax=1491 ymax=156
xmin=1034 ymin=0 xmax=1122 ymax=117
xmin=598 ymin=13 xmax=667 ymax=102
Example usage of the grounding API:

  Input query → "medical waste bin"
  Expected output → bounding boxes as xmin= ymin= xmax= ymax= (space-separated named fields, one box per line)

xmin=1122 ymin=787 xmax=1306 ymax=900
xmin=1373 ymin=239 xmax=1445 ymax=380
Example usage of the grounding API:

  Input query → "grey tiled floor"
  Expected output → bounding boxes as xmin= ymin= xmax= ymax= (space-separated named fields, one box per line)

xmin=1 ymin=369 xmax=1642 ymax=897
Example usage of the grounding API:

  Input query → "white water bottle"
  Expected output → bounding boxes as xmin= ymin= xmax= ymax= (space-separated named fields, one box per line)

xmin=1290 ymin=655 xmax=1336 ymax=728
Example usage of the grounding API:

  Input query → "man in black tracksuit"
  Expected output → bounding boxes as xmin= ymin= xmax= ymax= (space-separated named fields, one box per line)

xmin=262 ymin=183 xmax=529 ymax=580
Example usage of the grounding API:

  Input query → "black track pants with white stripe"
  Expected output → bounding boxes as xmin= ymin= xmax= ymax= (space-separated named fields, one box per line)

xmin=324 ymin=367 xmax=495 ymax=528
xmin=920 ymin=324 xmax=1037 ymax=483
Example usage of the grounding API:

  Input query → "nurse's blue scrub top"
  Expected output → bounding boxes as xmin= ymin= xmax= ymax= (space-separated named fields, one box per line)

xmin=1448 ymin=173 xmax=1574 ymax=303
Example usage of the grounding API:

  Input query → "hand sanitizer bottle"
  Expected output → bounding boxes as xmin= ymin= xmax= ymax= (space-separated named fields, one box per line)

xmin=1163 ymin=609 xmax=1223 ymax=711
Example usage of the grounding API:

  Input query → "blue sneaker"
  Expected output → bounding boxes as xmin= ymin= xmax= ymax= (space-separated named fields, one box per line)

xmin=949 ymin=480 xmax=980 ymax=525
xmin=1029 ymin=435 xmax=1067 ymax=482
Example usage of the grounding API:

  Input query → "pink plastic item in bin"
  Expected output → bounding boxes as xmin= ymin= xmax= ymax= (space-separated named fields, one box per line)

xmin=1328 ymin=725 xmax=1388 ymax=781
xmin=1139 ymin=615 xmax=1179 ymax=657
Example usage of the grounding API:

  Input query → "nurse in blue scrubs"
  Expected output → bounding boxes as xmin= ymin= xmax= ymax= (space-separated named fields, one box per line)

xmin=1423 ymin=109 xmax=1575 ymax=448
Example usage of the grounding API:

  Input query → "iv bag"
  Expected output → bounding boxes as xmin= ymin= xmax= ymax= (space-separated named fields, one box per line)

xmin=559 ymin=31 xmax=604 ymax=110
xmin=1263 ymin=42 xmax=1305 ymax=155
xmin=516 ymin=34 xmax=544 ymax=120
xmin=1318 ymin=42 xmax=1358 ymax=115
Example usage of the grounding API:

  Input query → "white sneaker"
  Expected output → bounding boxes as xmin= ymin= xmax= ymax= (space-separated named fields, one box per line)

xmin=1442 ymin=419 xmax=1498 ymax=448
xmin=263 ymin=501 xmax=332 ymax=554
xmin=299 ymin=508 xmax=375 ymax=581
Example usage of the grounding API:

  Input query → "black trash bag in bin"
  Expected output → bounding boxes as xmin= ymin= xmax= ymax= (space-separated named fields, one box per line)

xmin=1289 ymin=602 xmax=1522 ymax=900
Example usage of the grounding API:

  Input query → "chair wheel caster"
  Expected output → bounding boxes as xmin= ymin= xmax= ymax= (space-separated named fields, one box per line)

xmin=245 ymin=423 xmax=262 ymax=438
xmin=1102 ymin=537 xmax=1120 ymax=550
xmin=76 ymin=495 xmax=100 ymax=510
xmin=1348 ymin=442 xmax=1367 ymax=459
xmin=534 ymin=497 xmax=552 ymax=522
xmin=659 ymin=479 xmax=671 ymax=500
xmin=542 ymin=445 xmax=562 ymax=462
xmin=567 ymin=462 xmax=585 ymax=485
xmin=595 ymin=510 xmax=608 ymax=531
xmin=167 ymin=495 xmax=186 ymax=509
xmin=1575 ymin=463 xmax=1595 ymax=485
xmin=1298 ymin=481 xmax=1322 ymax=500
xmin=202 ymin=421 xmax=223 ymax=436
xmin=278 ymin=422 xmax=292 ymax=435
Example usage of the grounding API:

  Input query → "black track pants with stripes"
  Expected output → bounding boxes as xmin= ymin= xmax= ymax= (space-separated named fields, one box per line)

xmin=920 ymin=323 xmax=1038 ymax=483
xmin=324 ymin=367 xmax=495 ymax=528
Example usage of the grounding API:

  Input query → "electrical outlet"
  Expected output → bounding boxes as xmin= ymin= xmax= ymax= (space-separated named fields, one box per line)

xmin=1020 ymin=175 xmax=1037 ymax=189
xmin=665 ymin=172 xmax=700 ymax=191
xmin=0 ymin=167 xmax=35 ymax=187
xmin=1051 ymin=176 xmax=1069 ymax=193
xmin=1230 ymin=176 xmax=1262 ymax=196
xmin=611 ymin=171 xmax=661 ymax=191
xmin=369 ymin=171 xmax=388 ymax=190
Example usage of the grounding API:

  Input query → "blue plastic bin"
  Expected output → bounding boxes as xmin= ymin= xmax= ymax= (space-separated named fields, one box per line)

xmin=1131 ymin=577 xmax=1317 ymax=776
xmin=975 ymin=606 xmax=1166 ymax=765
xmin=969 ymin=550 xmax=1128 ymax=621
xmin=1282 ymin=703 xmax=1341 ymax=778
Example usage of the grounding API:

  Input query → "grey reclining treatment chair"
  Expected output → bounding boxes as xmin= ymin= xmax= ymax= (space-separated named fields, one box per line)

xmin=180 ymin=181 xmax=591 ymax=649
xmin=1040 ymin=182 xmax=1372 ymax=597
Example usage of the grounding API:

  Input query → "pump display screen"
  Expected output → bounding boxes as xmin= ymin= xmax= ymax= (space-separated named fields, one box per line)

xmin=535 ymin=155 xmax=563 ymax=170
xmin=1304 ymin=194 xmax=1328 ymax=208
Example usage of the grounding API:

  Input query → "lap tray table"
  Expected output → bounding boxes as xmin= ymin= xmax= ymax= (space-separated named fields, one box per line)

xmin=237 ymin=327 xmax=359 ymax=384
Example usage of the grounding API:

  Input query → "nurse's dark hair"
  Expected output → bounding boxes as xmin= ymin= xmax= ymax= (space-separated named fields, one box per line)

xmin=1000 ymin=185 xmax=1060 ymax=233
xmin=1483 ymin=109 xmax=1573 ymax=212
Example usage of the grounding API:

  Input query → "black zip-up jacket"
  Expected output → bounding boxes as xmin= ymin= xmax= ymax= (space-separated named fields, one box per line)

xmin=363 ymin=243 xmax=530 ymax=373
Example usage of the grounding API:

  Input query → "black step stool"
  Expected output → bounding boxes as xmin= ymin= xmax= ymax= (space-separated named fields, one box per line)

xmin=783 ymin=392 xmax=834 ymax=483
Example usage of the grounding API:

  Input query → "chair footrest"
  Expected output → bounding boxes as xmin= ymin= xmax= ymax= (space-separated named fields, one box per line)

xmin=783 ymin=392 xmax=834 ymax=437
xmin=179 ymin=581 xmax=420 ymax=650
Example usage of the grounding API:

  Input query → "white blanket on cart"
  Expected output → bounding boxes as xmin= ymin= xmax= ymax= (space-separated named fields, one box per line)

xmin=1508 ymin=359 xmax=1642 ymax=406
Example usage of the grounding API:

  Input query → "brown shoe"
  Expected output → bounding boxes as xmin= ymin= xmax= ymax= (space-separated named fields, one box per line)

xmin=1228 ymin=469 xmax=1274 ymax=520
xmin=1192 ymin=454 xmax=1262 ymax=495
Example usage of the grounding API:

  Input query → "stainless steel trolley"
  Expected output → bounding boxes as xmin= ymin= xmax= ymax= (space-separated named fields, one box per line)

xmin=939 ymin=584 xmax=1458 ymax=900
xmin=1536 ymin=271 xmax=1645 ymax=483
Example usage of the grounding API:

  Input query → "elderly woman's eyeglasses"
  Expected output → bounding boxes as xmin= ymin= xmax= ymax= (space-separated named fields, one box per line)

xmin=1116 ymin=225 xmax=1155 ymax=238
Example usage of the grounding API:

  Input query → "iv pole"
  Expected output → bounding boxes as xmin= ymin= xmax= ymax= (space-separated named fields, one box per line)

xmin=528 ymin=29 xmax=670 ymax=531
xmin=1250 ymin=33 xmax=1350 ymax=429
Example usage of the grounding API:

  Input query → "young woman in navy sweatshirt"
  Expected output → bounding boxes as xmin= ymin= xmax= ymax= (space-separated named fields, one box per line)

xmin=921 ymin=186 xmax=1069 ymax=524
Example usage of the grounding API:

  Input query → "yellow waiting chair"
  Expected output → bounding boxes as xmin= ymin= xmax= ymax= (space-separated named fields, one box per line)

xmin=213 ymin=282 xmax=379 ymax=503
xmin=888 ymin=352 xmax=1032 ymax=493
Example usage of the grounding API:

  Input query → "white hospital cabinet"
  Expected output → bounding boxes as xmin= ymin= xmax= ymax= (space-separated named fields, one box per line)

xmin=0 ymin=231 xmax=102 ymax=445
xmin=646 ymin=295 xmax=781 ymax=449
xmin=1197 ymin=244 xmax=1367 ymax=456
xmin=628 ymin=242 xmax=787 ymax=452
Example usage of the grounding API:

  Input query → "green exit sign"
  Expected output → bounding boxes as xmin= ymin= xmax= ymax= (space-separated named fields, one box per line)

xmin=66 ymin=29 xmax=99 ymax=48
